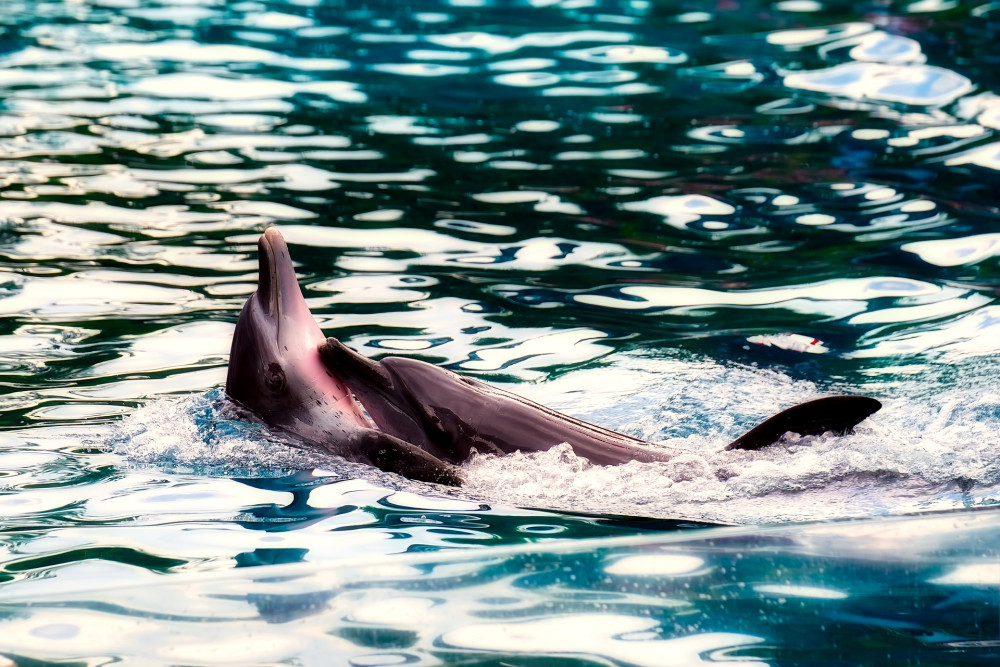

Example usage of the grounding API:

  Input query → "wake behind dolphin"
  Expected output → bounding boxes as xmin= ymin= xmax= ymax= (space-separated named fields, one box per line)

xmin=225 ymin=228 xmax=881 ymax=485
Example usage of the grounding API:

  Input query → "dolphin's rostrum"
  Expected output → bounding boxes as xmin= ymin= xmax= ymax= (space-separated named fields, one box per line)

xmin=226 ymin=228 xmax=881 ymax=486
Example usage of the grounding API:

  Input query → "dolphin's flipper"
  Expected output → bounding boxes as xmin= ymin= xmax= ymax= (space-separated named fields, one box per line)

xmin=355 ymin=430 xmax=464 ymax=486
xmin=724 ymin=395 xmax=881 ymax=451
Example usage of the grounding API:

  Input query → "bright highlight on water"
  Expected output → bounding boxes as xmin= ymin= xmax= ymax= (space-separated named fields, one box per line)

xmin=0 ymin=0 xmax=998 ymax=664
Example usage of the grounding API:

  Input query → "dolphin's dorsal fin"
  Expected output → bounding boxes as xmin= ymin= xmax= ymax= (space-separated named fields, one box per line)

xmin=724 ymin=395 xmax=881 ymax=451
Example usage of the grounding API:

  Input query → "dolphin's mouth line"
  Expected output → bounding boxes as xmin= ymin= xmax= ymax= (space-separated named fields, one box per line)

xmin=259 ymin=229 xmax=281 ymax=322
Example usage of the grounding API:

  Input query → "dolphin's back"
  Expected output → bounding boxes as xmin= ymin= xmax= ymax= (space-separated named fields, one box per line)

xmin=319 ymin=337 xmax=882 ymax=473
xmin=380 ymin=357 xmax=670 ymax=465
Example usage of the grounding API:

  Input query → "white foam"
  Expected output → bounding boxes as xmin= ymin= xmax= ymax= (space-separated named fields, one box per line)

xmin=109 ymin=392 xmax=331 ymax=473
xmin=459 ymin=352 xmax=1000 ymax=523
xmin=108 ymin=350 xmax=1000 ymax=524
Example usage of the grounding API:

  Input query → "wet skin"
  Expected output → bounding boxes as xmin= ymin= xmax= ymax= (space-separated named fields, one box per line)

xmin=226 ymin=229 xmax=881 ymax=486
xmin=226 ymin=228 xmax=463 ymax=484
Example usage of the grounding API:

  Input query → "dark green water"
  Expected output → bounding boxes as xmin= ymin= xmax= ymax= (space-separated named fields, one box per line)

xmin=0 ymin=0 xmax=998 ymax=663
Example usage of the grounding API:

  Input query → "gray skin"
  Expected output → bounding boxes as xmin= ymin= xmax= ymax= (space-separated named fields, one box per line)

xmin=226 ymin=228 xmax=462 ymax=484
xmin=318 ymin=340 xmax=881 ymax=464
xmin=318 ymin=338 xmax=676 ymax=466
xmin=228 ymin=228 xmax=881 ymax=487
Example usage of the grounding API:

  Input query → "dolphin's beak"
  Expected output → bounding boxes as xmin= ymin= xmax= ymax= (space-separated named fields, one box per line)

xmin=258 ymin=227 xmax=303 ymax=319
xmin=257 ymin=227 xmax=319 ymax=335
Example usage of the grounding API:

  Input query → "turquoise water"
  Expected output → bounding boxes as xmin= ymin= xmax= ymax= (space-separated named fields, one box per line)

xmin=0 ymin=0 xmax=998 ymax=662
xmin=2 ymin=509 xmax=998 ymax=664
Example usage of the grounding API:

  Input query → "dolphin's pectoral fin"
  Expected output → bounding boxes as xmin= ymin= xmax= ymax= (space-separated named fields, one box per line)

xmin=318 ymin=338 xmax=392 ymax=389
xmin=357 ymin=430 xmax=464 ymax=486
xmin=724 ymin=395 xmax=882 ymax=451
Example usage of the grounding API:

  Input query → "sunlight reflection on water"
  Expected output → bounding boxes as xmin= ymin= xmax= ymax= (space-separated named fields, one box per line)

xmin=0 ymin=0 xmax=999 ymax=662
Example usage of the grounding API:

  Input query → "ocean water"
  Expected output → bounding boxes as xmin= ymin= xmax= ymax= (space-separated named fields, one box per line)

xmin=0 ymin=0 xmax=998 ymax=663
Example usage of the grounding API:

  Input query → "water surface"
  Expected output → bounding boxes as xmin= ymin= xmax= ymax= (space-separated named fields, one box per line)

xmin=0 ymin=0 xmax=999 ymax=663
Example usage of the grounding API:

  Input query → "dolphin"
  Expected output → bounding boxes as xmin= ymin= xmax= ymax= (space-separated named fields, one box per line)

xmin=226 ymin=228 xmax=464 ymax=484
xmin=226 ymin=228 xmax=881 ymax=486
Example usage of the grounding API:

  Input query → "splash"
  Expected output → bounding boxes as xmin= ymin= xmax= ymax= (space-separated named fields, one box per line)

xmin=107 ymin=388 xmax=331 ymax=476
xmin=107 ymin=352 xmax=1000 ymax=524
xmin=463 ymin=353 xmax=1000 ymax=522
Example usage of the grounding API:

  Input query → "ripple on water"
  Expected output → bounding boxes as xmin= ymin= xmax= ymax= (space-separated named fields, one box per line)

xmin=784 ymin=62 xmax=972 ymax=107
xmin=0 ymin=2 xmax=997 ymax=661
xmin=441 ymin=617 xmax=765 ymax=667
xmin=902 ymin=233 xmax=1000 ymax=267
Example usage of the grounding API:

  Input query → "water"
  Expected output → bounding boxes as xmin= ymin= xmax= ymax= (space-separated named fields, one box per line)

xmin=0 ymin=0 xmax=998 ymax=662
xmin=2 ymin=509 xmax=998 ymax=665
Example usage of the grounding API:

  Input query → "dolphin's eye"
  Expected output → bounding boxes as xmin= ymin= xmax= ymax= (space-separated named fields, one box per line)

xmin=265 ymin=362 xmax=286 ymax=392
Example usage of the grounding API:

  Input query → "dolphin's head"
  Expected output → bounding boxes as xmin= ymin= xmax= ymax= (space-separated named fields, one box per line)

xmin=226 ymin=228 xmax=371 ymax=432
xmin=224 ymin=228 xmax=464 ymax=485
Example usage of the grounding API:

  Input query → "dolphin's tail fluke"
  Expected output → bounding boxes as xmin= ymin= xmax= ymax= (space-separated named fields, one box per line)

xmin=724 ymin=395 xmax=881 ymax=451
